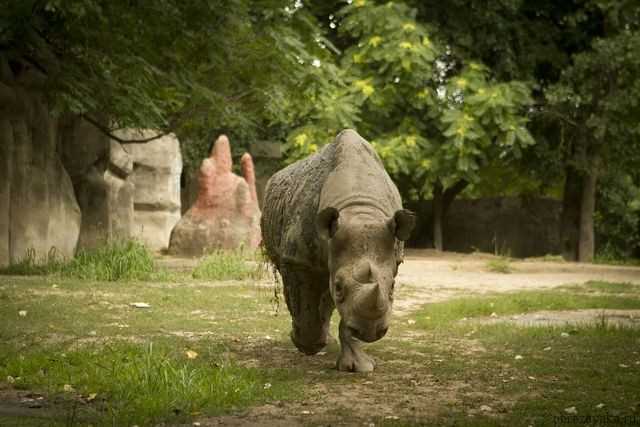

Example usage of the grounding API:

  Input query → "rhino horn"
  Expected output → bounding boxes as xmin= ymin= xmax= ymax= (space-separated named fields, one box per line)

xmin=358 ymin=283 xmax=389 ymax=315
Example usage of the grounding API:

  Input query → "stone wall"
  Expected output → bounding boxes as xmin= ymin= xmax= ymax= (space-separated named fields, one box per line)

xmin=407 ymin=197 xmax=562 ymax=257
xmin=0 ymin=57 xmax=81 ymax=266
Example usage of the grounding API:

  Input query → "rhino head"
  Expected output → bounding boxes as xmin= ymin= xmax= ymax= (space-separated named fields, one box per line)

xmin=317 ymin=207 xmax=415 ymax=343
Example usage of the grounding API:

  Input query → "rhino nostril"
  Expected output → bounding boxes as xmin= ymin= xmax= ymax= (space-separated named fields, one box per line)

xmin=377 ymin=326 xmax=388 ymax=339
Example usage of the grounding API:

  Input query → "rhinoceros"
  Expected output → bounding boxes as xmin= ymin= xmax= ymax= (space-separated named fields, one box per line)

xmin=261 ymin=129 xmax=415 ymax=372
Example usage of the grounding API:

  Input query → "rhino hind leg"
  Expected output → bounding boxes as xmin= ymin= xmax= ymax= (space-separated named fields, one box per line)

xmin=280 ymin=265 xmax=333 ymax=355
xmin=337 ymin=319 xmax=375 ymax=373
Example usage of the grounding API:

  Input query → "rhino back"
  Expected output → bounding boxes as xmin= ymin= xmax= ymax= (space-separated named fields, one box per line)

xmin=319 ymin=130 xmax=402 ymax=215
xmin=261 ymin=142 xmax=338 ymax=269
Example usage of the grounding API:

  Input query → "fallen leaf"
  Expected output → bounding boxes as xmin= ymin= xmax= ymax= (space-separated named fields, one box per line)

xmin=564 ymin=406 xmax=578 ymax=414
xmin=130 ymin=302 xmax=151 ymax=309
xmin=185 ymin=350 xmax=199 ymax=359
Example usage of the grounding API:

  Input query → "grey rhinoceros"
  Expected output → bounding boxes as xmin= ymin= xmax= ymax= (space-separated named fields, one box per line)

xmin=261 ymin=129 xmax=415 ymax=372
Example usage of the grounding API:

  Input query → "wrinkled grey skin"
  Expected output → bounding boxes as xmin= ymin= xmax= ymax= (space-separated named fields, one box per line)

xmin=261 ymin=129 xmax=415 ymax=372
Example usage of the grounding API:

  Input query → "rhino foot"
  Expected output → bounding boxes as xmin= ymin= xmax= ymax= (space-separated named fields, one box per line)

xmin=291 ymin=329 xmax=328 ymax=355
xmin=337 ymin=319 xmax=375 ymax=372
xmin=336 ymin=347 xmax=375 ymax=372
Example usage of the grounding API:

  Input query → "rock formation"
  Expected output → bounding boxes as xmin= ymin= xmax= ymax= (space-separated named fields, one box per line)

xmin=169 ymin=135 xmax=261 ymax=255
xmin=120 ymin=130 xmax=182 ymax=252
xmin=59 ymin=118 xmax=134 ymax=250
xmin=0 ymin=56 xmax=81 ymax=266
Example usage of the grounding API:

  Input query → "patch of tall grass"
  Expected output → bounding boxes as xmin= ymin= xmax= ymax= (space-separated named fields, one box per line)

xmin=0 ymin=241 xmax=158 ymax=281
xmin=0 ymin=340 xmax=296 ymax=425
xmin=192 ymin=249 xmax=266 ymax=281
xmin=485 ymin=256 xmax=513 ymax=273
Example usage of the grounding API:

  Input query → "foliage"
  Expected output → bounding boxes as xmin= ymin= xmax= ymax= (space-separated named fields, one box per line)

xmin=0 ymin=0 xmax=348 ymax=173
xmin=287 ymin=1 xmax=534 ymax=201
xmin=0 ymin=240 xmax=157 ymax=281
xmin=595 ymin=173 xmax=640 ymax=260
xmin=192 ymin=250 xmax=267 ymax=281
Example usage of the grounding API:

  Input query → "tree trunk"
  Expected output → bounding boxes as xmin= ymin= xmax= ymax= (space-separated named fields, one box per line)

xmin=431 ymin=179 xmax=468 ymax=252
xmin=560 ymin=166 xmax=582 ymax=261
xmin=433 ymin=182 xmax=444 ymax=251
xmin=578 ymin=170 xmax=597 ymax=262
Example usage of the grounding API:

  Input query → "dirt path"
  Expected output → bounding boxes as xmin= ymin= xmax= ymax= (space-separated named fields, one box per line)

xmin=394 ymin=249 xmax=640 ymax=314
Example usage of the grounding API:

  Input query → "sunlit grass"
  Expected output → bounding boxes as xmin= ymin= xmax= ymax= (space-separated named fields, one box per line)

xmin=192 ymin=249 xmax=267 ymax=281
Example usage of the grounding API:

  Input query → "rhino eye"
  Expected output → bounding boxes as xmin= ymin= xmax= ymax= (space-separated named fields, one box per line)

xmin=334 ymin=281 xmax=345 ymax=302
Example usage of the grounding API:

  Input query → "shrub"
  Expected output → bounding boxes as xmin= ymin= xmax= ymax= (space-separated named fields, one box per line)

xmin=486 ymin=257 xmax=512 ymax=274
xmin=192 ymin=250 xmax=266 ymax=281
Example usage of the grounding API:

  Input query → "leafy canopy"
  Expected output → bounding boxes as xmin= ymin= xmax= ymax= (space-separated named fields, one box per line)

xmin=287 ymin=1 xmax=534 ymax=199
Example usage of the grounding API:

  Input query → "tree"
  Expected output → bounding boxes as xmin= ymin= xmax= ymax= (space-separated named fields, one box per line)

xmin=405 ymin=0 xmax=640 ymax=261
xmin=0 ymin=0 xmax=340 ymax=170
xmin=288 ymin=1 xmax=534 ymax=251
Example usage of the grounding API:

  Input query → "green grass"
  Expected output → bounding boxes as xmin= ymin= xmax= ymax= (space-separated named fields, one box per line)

xmin=485 ymin=257 xmax=512 ymax=273
xmin=0 ymin=243 xmax=270 ymax=283
xmin=560 ymin=280 xmax=640 ymax=295
xmin=0 ymin=340 xmax=296 ymax=426
xmin=0 ymin=274 xmax=299 ymax=426
xmin=386 ymin=285 xmax=640 ymax=426
xmin=0 ymin=241 xmax=161 ymax=281
xmin=192 ymin=249 xmax=267 ymax=281
xmin=526 ymin=254 xmax=566 ymax=263
xmin=413 ymin=288 xmax=640 ymax=330
xmin=2 ymin=272 xmax=640 ymax=426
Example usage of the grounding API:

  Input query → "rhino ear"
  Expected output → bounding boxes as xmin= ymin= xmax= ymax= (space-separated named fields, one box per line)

xmin=389 ymin=209 xmax=416 ymax=241
xmin=316 ymin=207 xmax=339 ymax=240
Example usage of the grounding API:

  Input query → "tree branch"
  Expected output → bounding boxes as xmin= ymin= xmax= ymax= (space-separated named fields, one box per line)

xmin=82 ymin=114 xmax=167 ymax=144
xmin=442 ymin=179 xmax=469 ymax=213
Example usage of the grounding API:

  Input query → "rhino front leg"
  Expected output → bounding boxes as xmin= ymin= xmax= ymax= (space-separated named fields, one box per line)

xmin=281 ymin=265 xmax=333 ymax=355
xmin=337 ymin=319 xmax=375 ymax=373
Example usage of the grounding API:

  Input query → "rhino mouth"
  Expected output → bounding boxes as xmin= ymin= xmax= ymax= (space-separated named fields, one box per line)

xmin=347 ymin=324 xmax=389 ymax=343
